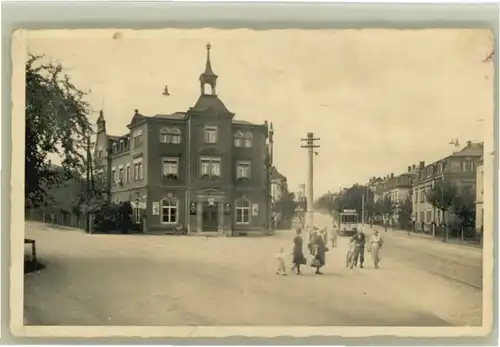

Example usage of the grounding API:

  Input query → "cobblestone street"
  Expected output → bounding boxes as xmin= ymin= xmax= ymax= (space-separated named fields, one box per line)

xmin=24 ymin=217 xmax=483 ymax=327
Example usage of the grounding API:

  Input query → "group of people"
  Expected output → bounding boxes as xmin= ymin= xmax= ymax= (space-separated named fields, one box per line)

xmin=346 ymin=228 xmax=383 ymax=269
xmin=275 ymin=225 xmax=384 ymax=276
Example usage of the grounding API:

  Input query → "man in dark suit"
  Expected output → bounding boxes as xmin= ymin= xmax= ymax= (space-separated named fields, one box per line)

xmin=351 ymin=229 xmax=366 ymax=268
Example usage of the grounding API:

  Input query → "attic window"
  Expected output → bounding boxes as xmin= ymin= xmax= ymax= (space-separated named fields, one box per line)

xmin=234 ymin=131 xmax=244 ymax=147
xmin=133 ymin=129 xmax=143 ymax=148
xmin=244 ymin=132 xmax=253 ymax=148
xmin=160 ymin=127 xmax=181 ymax=144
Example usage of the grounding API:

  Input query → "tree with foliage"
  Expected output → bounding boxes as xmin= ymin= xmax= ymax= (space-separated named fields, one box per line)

xmin=26 ymin=54 xmax=93 ymax=208
xmin=451 ymin=186 xmax=476 ymax=240
xmin=315 ymin=185 xmax=375 ymax=225
xmin=314 ymin=193 xmax=334 ymax=213
xmin=425 ymin=180 xmax=458 ymax=242
xmin=397 ymin=196 xmax=413 ymax=230
xmin=274 ymin=191 xmax=299 ymax=229
xmin=378 ymin=195 xmax=395 ymax=232
xmin=41 ymin=167 xmax=86 ymax=221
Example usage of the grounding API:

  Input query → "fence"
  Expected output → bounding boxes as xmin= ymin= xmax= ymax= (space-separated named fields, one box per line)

xmin=25 ymin=208 xmax=86 ymax=229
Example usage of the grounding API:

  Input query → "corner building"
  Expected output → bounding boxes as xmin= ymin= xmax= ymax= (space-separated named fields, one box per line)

xmin=94 ymin=44 xmax=272 ymax=236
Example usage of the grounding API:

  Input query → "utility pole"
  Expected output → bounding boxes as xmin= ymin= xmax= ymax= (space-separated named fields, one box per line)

xmin=85 ymin=134 xmax=91 ymax=233
xmin=361 ymin=194 xmax=365 ymax=227
xmin=301 ymin=132 xmax=320 ymax=233
xmin=267 ymin=122 xmax=274 ymax=232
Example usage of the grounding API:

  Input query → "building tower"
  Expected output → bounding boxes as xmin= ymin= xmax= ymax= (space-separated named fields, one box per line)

xmin=199 ymin=43 xmax=218 ymax=96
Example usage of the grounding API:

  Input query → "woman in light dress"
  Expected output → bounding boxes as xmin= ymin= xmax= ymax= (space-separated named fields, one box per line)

xmin=368 ymin=229 xmax=384 ymax=269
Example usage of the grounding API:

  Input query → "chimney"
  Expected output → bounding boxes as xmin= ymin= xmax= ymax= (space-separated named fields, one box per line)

xmin=391 ymin=173 xmax=394 ymax=178
xmin=419 ymin=161 xmax=425 ymax=169
xmin=467 ymin=141 xmax=472 ymax=147
xmin=48 ymin=159 xmax=52 ymax=166
xmin=408 ymin=166 xmax=411 ymax=172
xmin=412 ymin=164 xmax=416 ymax=169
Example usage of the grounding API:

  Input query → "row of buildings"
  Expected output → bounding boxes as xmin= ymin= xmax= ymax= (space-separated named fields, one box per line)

xmin=94 ymin=44 xmax=288 ymax=236
xmin=366 ymin=141 xmax=484 ymax=234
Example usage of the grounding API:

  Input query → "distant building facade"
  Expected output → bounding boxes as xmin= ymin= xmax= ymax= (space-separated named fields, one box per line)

xmin=93 ymin=44 xmax=273 ymax=235
xmin=270 ymin=166 xmax=289 ymax=227
xmin=374 ymin=165 xmax=418 ymax=224
xmin=270 ymin=166 xmax=287 ymax=202
xmin=475 ymin=156 xmax=484 ymax=236
xmin=412 ymin=141 xmax=483 ymax=232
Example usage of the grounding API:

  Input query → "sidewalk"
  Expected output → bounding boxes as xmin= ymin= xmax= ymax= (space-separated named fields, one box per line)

xmin=370 ymin=224 xmax=482 ymax=249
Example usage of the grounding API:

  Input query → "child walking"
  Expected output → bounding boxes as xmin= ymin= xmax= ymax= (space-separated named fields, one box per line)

xmin=275 ymin=247 xmax=288 ymax=276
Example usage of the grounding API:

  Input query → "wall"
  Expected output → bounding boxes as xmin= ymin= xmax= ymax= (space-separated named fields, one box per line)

xmin=147 ymin=187 xmax=187 ymax=231
xmin=475 ymin=162 xmax=484 ymax=232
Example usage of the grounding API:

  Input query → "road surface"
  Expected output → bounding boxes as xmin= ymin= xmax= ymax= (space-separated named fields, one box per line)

xmin=23 ymin=217 xmax=483 ymax=327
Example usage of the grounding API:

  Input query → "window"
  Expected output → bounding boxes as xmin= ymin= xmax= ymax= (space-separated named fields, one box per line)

xmin=133 ymin=129 xmax=143 ymax=148
xmin=161 ymin=198 xmax=178 ymax=224
xmin=463 ymin=160 xmax=473 ymax=172
xmin=243 ymin=132 xmax=253 ymax=148
xmin=235 ymin=199 xmax=251 ymax=224
xmin=111 ymin=167 xmax=116 ymax=184
xmin=450 ymin=160 xmax=462 ymax=172
xmin=112 ymin=143 xmax=117 ymax=154
xmin=118 ymin=166 xmax=124 ymax=183
xmin=200 ymin=156 xmax=221 ymax=178
xmin=426 ymin=210 xmax=432 ymax=223
xmin=236 ymin=161 xmax=251 ymax=179
xmin=160 ymin=127 xmax=181 ymax=144
xmin=133 ymin=203 xmax=141 ymax=224
xmin=120 ymin=140 xmax=124 ymax=151
xmin=234 ymin=131 xmax=244 ymax=147
xmin=162 ymin=157 xmax=179 ymax=178
xmin=97 ymin=148 xmax=103 ymax=160
xmin=133 ymin=158 xmax=143 ymax=180
xmin=234 ymin=131 xmax=252 ymax=148
xmin=126 ymin=164 xmax=131 ymax=183
xmin=205 ymin=126 xmax=217 ymax=144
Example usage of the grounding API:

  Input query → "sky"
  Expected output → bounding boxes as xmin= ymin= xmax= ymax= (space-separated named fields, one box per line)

xmin=26 ymin=28 xmax=493 ymax=199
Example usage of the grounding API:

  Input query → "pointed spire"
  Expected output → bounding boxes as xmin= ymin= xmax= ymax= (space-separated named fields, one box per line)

xmin=204 ymin=43 xmax=216 ymax=76
xmin=199 ymin=43 xmax=218 ymax=96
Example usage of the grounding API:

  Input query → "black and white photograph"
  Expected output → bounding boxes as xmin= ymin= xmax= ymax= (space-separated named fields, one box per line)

xmin=11 ymin=27 xmax=494 ymax=338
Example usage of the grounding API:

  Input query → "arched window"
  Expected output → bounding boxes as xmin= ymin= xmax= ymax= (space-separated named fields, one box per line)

xmin=243 ymin=132 xmax=253 ymax=148
xmin=161 ymin=198 xmax=178 ymax=224
xmin=234 ymin=131 xmax=244 ymax=147
xmin=235 ymin=198 xmax=251 ymax=224
xmin=160 ymin=127 xmax=182 ymax=144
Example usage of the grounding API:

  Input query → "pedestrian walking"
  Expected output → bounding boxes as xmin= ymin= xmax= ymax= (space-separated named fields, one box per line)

xmin=410 ymin=215 xmax=415 ymax=235
xmin=368 ymin=229 xmax=384 ymax=269
xmin=331 ymin=228 xmax=338 ymax=248
xmin=310 ymin=231 xmax=327 ymax=275
xmin=291 ymin=228 xmax=306 ymax=275
xmin=275 ymin=247 xmax=287 ymax=276
xmin=350 ymin=229 xmax=366 ymax=268
xmin=320 ymin=227 xmax=328 ymax=245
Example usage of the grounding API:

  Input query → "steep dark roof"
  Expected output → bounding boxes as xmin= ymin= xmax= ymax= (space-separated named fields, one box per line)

xmin=154 ymin=112 xmax=187 ymax=120
xmin=128 ymin=110 xmax=148 ymax=127
xmin=190 ymin=95 xmax=232 ymax=114
xmin=452 ymin=142 xmax=483 ymax=157
xmin=107 ymin=135 xmax=121 ymax=141
xmin=270 ymin=166 xmax=286 ymax=180
xmin=232 ymin=120 xmax=258 ymax=126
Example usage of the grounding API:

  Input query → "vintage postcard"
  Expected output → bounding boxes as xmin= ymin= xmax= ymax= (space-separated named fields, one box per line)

xmin=10 ymin=28 xmax=495 ymax=338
